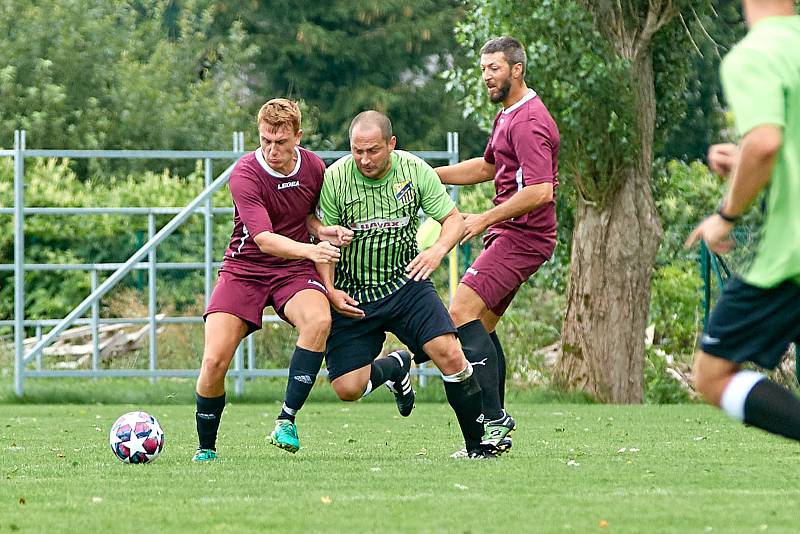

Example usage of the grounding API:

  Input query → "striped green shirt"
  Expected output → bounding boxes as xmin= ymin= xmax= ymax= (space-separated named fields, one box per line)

xmin=319 ymin=150 xmax=455 ymax=302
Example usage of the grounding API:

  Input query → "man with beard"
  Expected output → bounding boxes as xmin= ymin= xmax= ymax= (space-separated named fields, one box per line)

xmin=317 ymin=110 xmax=499 ymax=459
xmin=431 ymin=36 xmax=560 ymax=457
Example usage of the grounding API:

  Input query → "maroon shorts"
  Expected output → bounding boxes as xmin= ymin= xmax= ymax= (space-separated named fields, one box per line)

xmin=204 ymin=263 xmax=327 ymax=335
xmin=461 ymin=232 xmax=551 ymax=316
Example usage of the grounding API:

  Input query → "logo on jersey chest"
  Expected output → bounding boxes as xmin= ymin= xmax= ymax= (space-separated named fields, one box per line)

xmin=394 ymin=180 xmax=414 ymax=205
xmin=277 ymin=180 xmax=300 ymax=190
xmin=350 ymin=216 xmax=410 ymax=231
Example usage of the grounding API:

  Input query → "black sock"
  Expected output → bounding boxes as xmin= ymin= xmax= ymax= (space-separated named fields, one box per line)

xmin=443 ymin=372 xmax=485 ymax=451
xmin=489 ymin=331 xmax=506 ymax=409
xmin=743 ymin=379 xmax=800 ymax=441
xmin=368 ymin=354 xmax=403 ymax=388
xmin=196 ymin=392 xmax=226 ymax=450
xmin=279 ymin=346 xmax=325 ymax=423
xmin=458 ymin=320 xmax=503 ymax=420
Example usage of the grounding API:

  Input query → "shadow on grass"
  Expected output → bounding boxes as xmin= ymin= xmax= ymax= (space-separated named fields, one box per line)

xmin=0 ymin=377 xmax=594 ymax=405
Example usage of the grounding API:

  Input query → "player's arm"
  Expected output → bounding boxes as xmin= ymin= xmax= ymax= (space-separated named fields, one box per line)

xmin=686 ymin=125 xmax=782 ymax=253
xmin=306 ymin=213 xmax=354 ymax=247
xmin=253 ymin=231 xmax=340 ymax=263
xmin=229 ymin=171 xmax=340 ymax=263
xmin=461 ymin=182 xmax=553 ymax=244
xmin=720 ymin=126 xmax=781 ymax=218
xmin=406 ymin=207 xmax=465 ymax=282
xmin=686 ymin=48 xmax=784 ymax=254
xmin=435 ymin=157 xmax=495 ymax=185
xmin=316 ymin=257 xmax=364 ymax=318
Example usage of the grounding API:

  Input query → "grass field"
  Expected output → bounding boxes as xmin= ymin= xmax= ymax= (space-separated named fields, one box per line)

xmin=2 ymin=393 xmax=799 ymax=533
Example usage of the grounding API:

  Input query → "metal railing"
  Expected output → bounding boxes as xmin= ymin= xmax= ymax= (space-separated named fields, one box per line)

xmin=2 ymin=130 xmax=460 ymax=396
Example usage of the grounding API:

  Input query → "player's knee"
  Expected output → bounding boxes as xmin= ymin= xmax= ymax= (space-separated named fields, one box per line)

xmin=331 ymin=380 xmax=362 ymax=402
xmin=297 ymin=311 xmax=331 ymax=339
xmin=692 ymin=351 xmax=731 ymax=406
xmin=200 ymin=352 xmax=230 ymax=380
xmin=312 ymin=313 xmax=332 ymax=337
xmin=448 ymin=304 xmax=469 ymax=326
xmin=437 ymin=347 xmax=467 ymax=376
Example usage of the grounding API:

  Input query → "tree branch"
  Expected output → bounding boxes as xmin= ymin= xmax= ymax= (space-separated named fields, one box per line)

xmin=635 ymin=0 xmax=677 ymax=59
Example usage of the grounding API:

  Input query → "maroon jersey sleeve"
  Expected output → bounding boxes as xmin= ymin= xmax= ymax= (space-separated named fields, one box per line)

xmin=229 ymin=169 xmax=273 ymax=237
xmin=483 ymin=136 xmax=495 ymax=165
xmin=483 ymin=114 xmax=500 ymax=165
xmin=309 ymin=154 xmax=325 ymax=213
xmin=509 ymin=119 xmax=557 ymax=186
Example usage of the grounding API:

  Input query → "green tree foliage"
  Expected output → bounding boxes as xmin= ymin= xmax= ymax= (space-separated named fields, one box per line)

xmin=0 ymin=156 xmax=235 ymax=326
xmin=0 ymin=0 xmax=255 ymax=174
xmin=445 ymin=1 xmax=641 ymax=204
xmin=657 ymin=1 xmax=745 ymax=160
xmin=214 ymin=0 xmax=486 ymax=155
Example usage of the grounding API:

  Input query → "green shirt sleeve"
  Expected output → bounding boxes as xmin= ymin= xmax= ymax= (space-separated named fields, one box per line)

xmin=318 ymin=170 xmax=340 ymax=226
xmin=416 ymin=161 xmax=455 ymax=221
xmin=721 ymin=45 xmax=786 ymax=136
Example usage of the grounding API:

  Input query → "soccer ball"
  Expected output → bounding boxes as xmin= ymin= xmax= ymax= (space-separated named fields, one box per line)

xmin=109 ymin=411 xmax=165 ymax=464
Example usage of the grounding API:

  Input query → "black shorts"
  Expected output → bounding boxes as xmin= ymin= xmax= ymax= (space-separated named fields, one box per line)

xmin=325 ymin=279 xmax=457 ymax=381
xmin=700 ymin=276 xmax=800 ymax=369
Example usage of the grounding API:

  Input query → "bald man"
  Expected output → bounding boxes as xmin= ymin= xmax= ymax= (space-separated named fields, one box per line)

xmin=687 ymin=0 xmax=800 ymax=441
xmin=316 ymin=110 xmax=499 ymax=458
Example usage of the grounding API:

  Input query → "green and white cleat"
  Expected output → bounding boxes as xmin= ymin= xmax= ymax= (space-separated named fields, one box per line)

xmin=192 ymin=448 xmax=218 ymax=462
xmin=483 ymin=412 xmax=516 ymax=454
xmin=269 ymin=419 xmax=300 ymax=453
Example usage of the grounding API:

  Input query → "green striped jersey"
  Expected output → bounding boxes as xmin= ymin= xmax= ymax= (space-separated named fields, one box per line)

xmin=319 ymin=150 xmax=455 ymax=302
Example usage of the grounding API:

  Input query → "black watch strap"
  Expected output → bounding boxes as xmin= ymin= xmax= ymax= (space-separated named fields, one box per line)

xmin=716 ymin=206 xmax=740 ymax=223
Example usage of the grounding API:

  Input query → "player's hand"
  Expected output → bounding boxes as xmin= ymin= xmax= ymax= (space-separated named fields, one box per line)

xmin=707 ymin=143 xmax=738 ymax=178
xmin=306 ymin=241 xmax=341 ymax=264
xmin=406 ymin=244 xmax=446 ymax=281
xmin=328 ymin=289 xmax=365 ymax=318
xmin=460 ymin=213 xmax=489 ymax=245
xmin=684 ymin=214 xmax=735 ymax=254
xmin=318 ymin=225 xmax=354 ymax=247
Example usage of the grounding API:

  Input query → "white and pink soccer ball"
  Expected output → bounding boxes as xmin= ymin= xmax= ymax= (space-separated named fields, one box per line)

xmin=109 ymin=411 xmax=165 ymax=464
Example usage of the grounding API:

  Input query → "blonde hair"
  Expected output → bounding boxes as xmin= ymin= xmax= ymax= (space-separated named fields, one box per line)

xmin=257 ymin=98 xmax=301 ymax=133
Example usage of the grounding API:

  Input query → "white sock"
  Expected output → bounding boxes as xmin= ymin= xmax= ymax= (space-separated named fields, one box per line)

xmin=720 ymin=370 xmax=764 ymax=422
xmin=441 ymin=363 xmax=473 ymax=383
xmin=361 ymin=380 xmax=374 ymax=398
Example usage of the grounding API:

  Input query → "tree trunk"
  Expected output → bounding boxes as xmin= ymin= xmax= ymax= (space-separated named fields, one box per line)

xmin=553 ymin=51 xmax=662 ymax=403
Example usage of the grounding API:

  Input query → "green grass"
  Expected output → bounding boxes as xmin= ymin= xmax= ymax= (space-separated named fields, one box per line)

xmin=2 ymin=400 xmax=799 ymax=533
xmin=0 ymin=377 xmax=593 ymax=405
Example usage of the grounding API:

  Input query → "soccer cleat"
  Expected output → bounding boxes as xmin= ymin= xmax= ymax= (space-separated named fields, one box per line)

xmin=268 ymin=419 xmax=300 ymax=453
xmin=385 ymin=350 xmax=415 ymax=417
xmin=450 ymin=447 xmax=469 ymax=459
xmin=482 ymin=412 xmax=516 ymax=452
xmin=192 ymin=448 xmax=218 ymax=462
xmin=464 ymin=443 xmax=501 ymax=459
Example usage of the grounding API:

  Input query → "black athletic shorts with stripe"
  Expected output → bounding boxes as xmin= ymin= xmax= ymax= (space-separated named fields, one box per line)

xmin=700 ymin=276 xmax=800 ymax=369
xmin=325 ymin=278 xmax=457 ymax=381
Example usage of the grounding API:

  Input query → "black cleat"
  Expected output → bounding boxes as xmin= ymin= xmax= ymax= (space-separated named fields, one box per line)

xmin=385 ymin=350 xmax=415 ymax=417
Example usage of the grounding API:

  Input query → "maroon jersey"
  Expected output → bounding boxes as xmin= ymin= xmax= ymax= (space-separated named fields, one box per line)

xmin=483 ymin=90 xmax=559 ymax=255
xmin=221 ymin=147 xmax=325 ymax=274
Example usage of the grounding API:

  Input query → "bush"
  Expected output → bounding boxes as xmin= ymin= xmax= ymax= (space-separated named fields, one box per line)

xmin=0 ymin=156 xmax=235 ymax=328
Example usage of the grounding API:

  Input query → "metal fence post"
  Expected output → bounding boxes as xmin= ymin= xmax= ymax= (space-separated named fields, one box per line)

xmin=204 ymin=158 xmax=214 ymax=306
xmin=247 ymin=334 xmax=255 ymax=381
xmin=35 ymin=325 xmax=42 ymax=371
xmin=91 ymin=269 xmax=100 ymax=377
xmin=148 ymin=212 xmax=157 ymax=383
xmin=234 ymin=342 xmax=244 ymax=396
xmin=14 ymin=130 xmax=26 ymax=396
